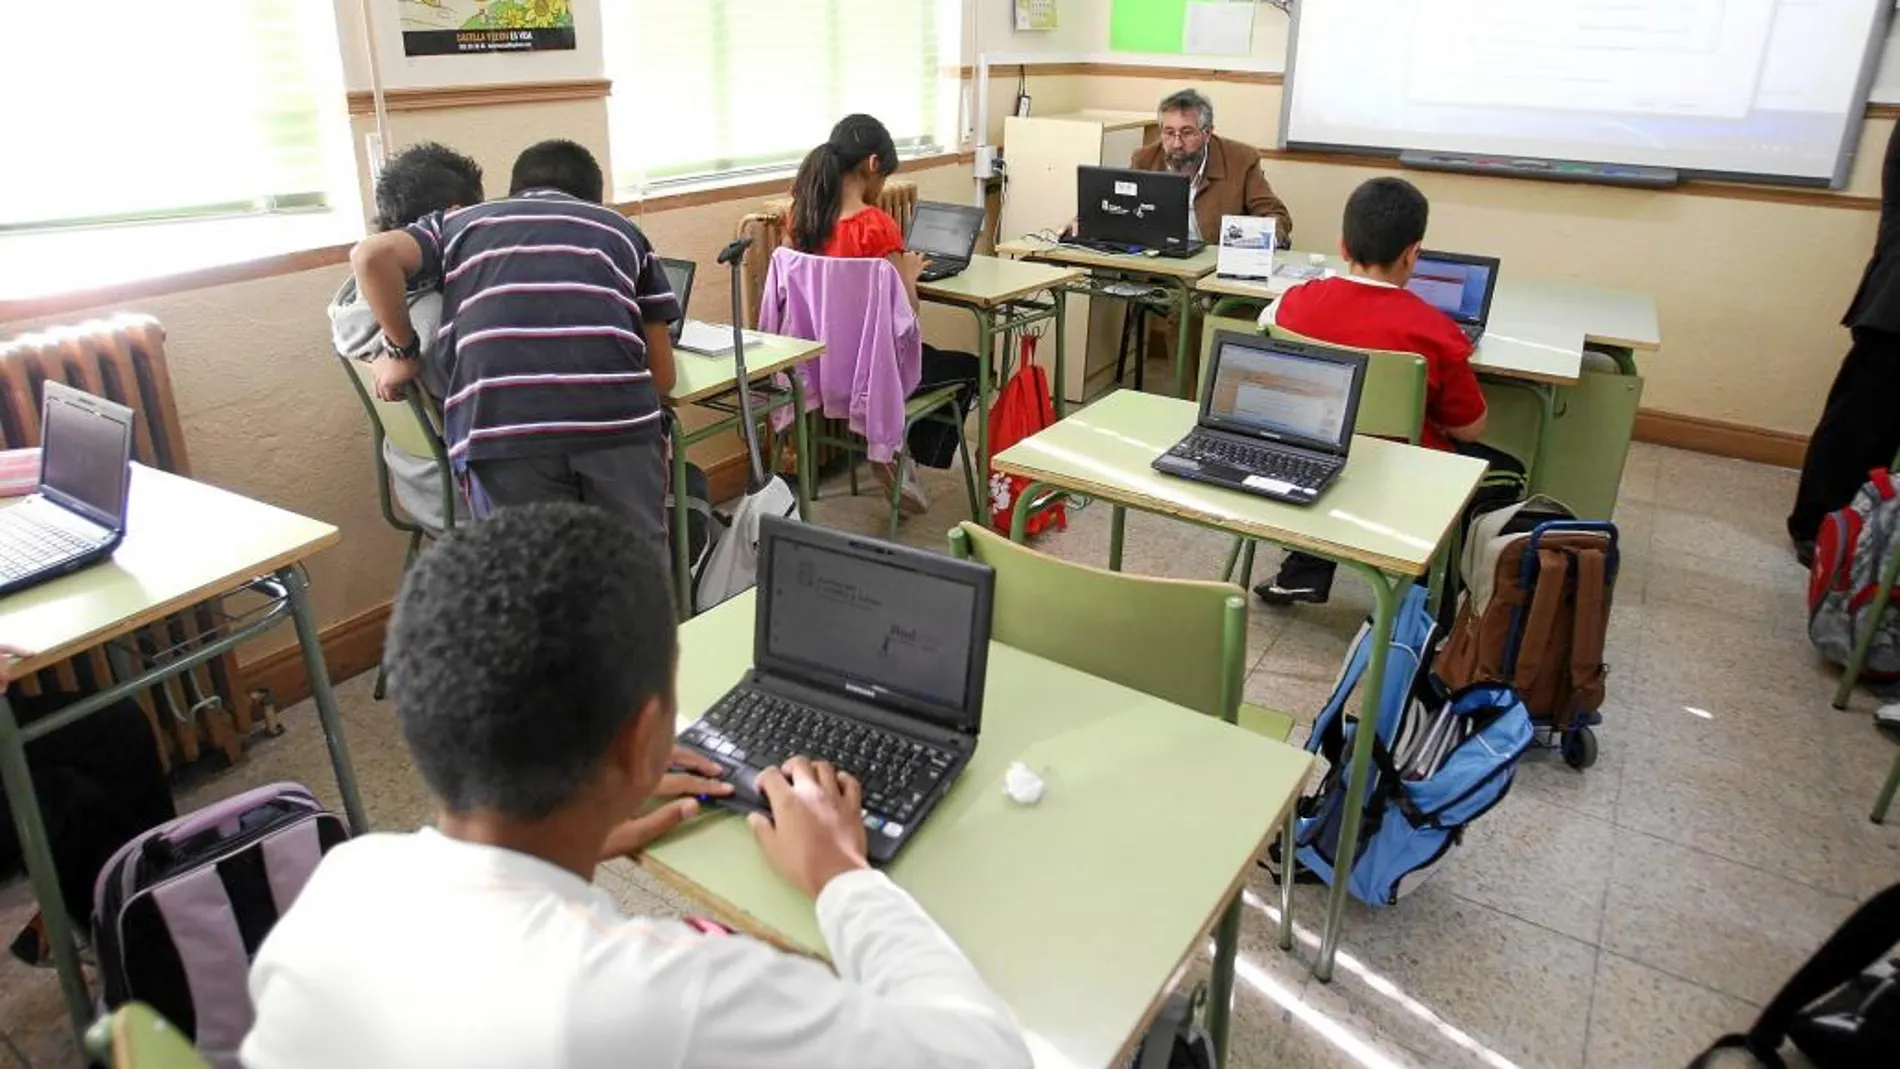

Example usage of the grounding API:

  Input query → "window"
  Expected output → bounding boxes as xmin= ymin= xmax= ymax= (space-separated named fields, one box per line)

xmin=0 ymin=0 xmax=352 ymax=232
xmin=601 ymin=0 xmax=959 ymax=194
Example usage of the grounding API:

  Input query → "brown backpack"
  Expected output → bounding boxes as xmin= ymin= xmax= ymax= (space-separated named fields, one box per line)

xmin=1436 ymin=497 xmax=1617 ymax=735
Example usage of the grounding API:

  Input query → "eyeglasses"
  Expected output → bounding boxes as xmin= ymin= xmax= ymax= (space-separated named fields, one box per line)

xmin=1161 ymin=126 xmax=1206 ymax=144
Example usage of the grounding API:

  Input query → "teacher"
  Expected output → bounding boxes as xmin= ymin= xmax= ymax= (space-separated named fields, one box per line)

xmin=1130 ymin=88 xmax=1293 ymax=247
xmin=1788 ymin=121 xmax=1900 ymax=565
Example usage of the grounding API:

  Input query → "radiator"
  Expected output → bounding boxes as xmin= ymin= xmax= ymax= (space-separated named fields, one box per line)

xmin=738 ymin=179 xmax=918 ymax=327
xmin=0 ymin=314 xmax=245 ymax=769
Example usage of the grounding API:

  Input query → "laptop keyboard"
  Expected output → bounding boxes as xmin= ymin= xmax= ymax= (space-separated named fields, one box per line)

xmin=1175 ymin=433 xmax=1339 ymax=489
xmin=682 ymin=689 xmax=957 ymax=824
xmin=918 ymin=256 xmax=963 ymax=281
xmin=1460 ymin=322 xmax=1485 ymax=343
xmin=0 ymin=507 xmax=99 ymax=579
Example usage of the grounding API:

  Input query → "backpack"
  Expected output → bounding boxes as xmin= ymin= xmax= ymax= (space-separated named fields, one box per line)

xmin=1293 ymin=587 xmax=1534 ymax=908
xmin=1436 ymin=496 xmax=1618 ymax=741
xmin=664 ymin=457 xmax=728 ymax=608
xmin=92 ymin=783 xmax=350 ymax=1068
xmin=1125 ymin=983 xmax=1215 ymax=1069
xmin=1808 ymin=468 xmax=1900 ymax=685
xmin=1688 ymin=883 xmax=1900 ymax=1068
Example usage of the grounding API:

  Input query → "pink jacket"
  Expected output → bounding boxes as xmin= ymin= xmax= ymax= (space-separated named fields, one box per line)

xmin=758 ymin=247 xmax=920 ymax=463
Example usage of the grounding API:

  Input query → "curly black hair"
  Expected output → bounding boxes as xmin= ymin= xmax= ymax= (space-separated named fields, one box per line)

xmin=509 ymin=139 xmax=606 ymax=203
xmin=385 ymin=502 xmax=678 ymax=819
xmin=373 ymin=142 xmax=485 ymax=231
xmin=1341 ymin=177 xmax=1430 ymax=269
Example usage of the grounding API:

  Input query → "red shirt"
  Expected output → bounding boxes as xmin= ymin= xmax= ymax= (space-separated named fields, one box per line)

xmin=820 ymin=207 xmax=903 ymax=259
xmin=1273 ymin=276 xmax=1486 ymax=452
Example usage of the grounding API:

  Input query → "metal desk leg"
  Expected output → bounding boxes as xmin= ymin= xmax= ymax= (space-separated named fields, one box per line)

xmin=1530 ymin=384 xmax=1557 ymax=489
xmin=0 ymin=696 xmax=91 ymax=1045
xmin=670 ymin=418 xmax=692 ymax=621
xmin=1053 ymin=289 xmax=1070 ymax=418
xmin=1312 ymin=562 xmax=1404 ymax=982
xmin=1206 ymin=892 xmax=1244 ymax=1068
xmin=281 ymin=566 xmax=369 ymax=834
xmin=1173 ymin=280 xmax=1196 ymax=400
xmin=1108 ymin=506 xmax=1127 ymax=572
xmin=790 ymin=376 xmax=812 ymax=521
xmin=976 ymin=307 xmax=996 ymax=493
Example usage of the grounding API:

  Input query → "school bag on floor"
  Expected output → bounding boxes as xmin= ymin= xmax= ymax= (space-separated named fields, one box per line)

xmin=1123 ymin=982 xmax=1215 ymax=1069
xmin=1435 ymin=495 xmax=1617 ymax=768
xmin=1293 ymin=586 xmax=1533 ymax=908
xmin=987 ymin=335 xmax=1067 ymax=537
xmin=1808 ymin=468 xmax=1900 ymax=687
xmin=93 ymin=783 xmax=350 ymax=1069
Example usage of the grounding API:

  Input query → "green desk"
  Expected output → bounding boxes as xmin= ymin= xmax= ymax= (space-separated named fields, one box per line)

xmin=1194 ymin=263 xmax=1662 ymax=519
xmin=991 ymin=391 xmax=1485 ymax=982
xmin=665 ymin=332 xmax=824 ymax=618
xmin=996 ymin=238 xmax=1220 ymax=401
xmin=920 ymin=256 xmax=1084 ymax=485
xmin=643 ymin=591 xmax=1314 ymax=1069
xmin=0 ymin=466 xmax=368 ymax=1046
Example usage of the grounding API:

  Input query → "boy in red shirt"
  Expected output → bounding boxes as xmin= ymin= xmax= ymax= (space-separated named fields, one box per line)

xmin=1255 ymin=177 xmax=1516 ymax=605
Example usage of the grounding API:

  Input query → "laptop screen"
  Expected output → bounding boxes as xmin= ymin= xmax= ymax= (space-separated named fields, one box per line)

xmin=659 ymin=258 xmax=695 ymax=342
xmin=907 ymin=203 xmax=983 ymax=260
xmin=1407 ymin=255 xmax=1496 ymax=324
xmin=1204 ymin=338 xmax=1361 ymax=452
xmin=39 ymin=384 xmax=133 ymax=527
xmin=758 ymin=520 xmax=991 ymax=733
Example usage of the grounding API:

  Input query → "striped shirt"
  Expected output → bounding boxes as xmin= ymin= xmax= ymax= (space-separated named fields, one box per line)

xmin=405 ymin=189 xmax=681 ymax=468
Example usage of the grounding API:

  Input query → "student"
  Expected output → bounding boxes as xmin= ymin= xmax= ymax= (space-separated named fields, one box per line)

xmin=1255 ymin=177 xmax=1516 ymax=605
xmin=241 ymin=504 xmax=1032 ymax=1069
xmin=1131 ymin=88 xmax=1292 ymax=246
xmin=349 ymin=140 xmax=681 ymax=565
xmin=788 ymin=113 xmax=978 ymax=514
xmin=328 ymin=141 xmax=484 ymax=532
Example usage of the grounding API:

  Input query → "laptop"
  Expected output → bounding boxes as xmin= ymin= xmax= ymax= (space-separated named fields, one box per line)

xmin=1068 ymin=165 xmax=1204 ymax=258
xmin=907 ymin=201 xmax=985 ymax=282
xmin=675 ymin=515 xmax=995 ymax=863
xmin=0 ymin=383 xmax=135 ymax=597
xmin=1405 ymin=250 xmax=1500 ymax=344
xmin=1152 ymin=331 xmax=1367 ymax=505
xmin=658 ymin=256 xmax=746 ymax=356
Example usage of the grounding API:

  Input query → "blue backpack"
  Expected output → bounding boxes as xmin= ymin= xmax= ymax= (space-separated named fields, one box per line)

xmin=1294 ymin=587 xmax=1535 ymax=908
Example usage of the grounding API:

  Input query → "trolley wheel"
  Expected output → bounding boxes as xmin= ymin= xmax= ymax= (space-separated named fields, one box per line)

xmin=1561 ymin=726 xmax=1598 ymax=770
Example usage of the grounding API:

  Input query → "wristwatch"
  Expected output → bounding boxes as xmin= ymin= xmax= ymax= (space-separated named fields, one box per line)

xmin=378 ymin=333 xmax=421 ymax=362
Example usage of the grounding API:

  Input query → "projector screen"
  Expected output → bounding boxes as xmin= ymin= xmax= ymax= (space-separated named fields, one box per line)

xmin=1281 ymin=0 xmax=1894 ymax=187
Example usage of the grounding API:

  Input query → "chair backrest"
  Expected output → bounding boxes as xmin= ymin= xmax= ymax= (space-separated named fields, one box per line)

xmin=85 ymin=1003 xmax=210 ymax=1069
xmin=1264 ymin=323 xmax=1428 ymax=445
xmin=948 ymin=522 xmax=1247 ymax=720
xmin=336 ymin=358 xmax=455 ymax=532
xmin=737 ymin=179 xmax=917 ymax=326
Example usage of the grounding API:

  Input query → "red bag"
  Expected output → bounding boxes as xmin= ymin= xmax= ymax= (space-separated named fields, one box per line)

xmin=988 ymin=335 xmax=1067 ymax=536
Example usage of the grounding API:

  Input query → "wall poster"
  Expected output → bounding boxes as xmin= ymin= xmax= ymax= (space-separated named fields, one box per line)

xmin=399 ymin=1 xmax=577 ymax=56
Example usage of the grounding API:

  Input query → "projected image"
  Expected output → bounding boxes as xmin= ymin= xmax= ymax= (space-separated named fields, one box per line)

xmin=1208 ymin=344 xmax=1357 ymax=446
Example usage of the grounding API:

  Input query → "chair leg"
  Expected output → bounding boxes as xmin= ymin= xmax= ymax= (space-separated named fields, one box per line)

xmin=1221 ymin=537 xmax=1245 ymax=583
xmin=376 ymin=530 xmax=424 ymax=702
xmin=1875 ymin=746 xmax=1900 ymax=824
xmin=1835 ymin=560 xmax=1900 ymax=709
xmin=886 ymin=451 xmax=907 ymax=539
xmin=957 ymin=415 xmax=981 ymax=522
xmin=1239 ymin=541 xmax=1258 ymax=590
xmin=1279 ymin=802 xmax=1297 ymax=951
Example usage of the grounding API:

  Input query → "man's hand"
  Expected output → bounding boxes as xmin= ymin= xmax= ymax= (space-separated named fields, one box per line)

xmin=747 ymin=756 xmax=870 ymax=899
xmin=598 ymin=746 xmax=732 ymax=861
xmin=371 ymin=354 xmax=421 ymax=403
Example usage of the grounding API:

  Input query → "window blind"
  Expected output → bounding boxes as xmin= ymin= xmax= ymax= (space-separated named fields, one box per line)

xmin=602 ymin=0 xmax=953 ymax=193
xmin=0 ymin=0 xmax=337 ymax=231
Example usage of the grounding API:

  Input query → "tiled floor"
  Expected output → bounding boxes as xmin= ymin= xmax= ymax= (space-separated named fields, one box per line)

xmin=2 ymin=439 xmax=1896 ymax=1068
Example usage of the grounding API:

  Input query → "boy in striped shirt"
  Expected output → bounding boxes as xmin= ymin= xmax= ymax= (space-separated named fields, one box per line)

xmin=348 ymin=139 xmax=680 ymax=560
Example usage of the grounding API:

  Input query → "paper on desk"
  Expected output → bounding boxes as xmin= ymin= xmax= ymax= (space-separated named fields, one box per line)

xmin=1184 ymin=1 xmax=1255 ymax=57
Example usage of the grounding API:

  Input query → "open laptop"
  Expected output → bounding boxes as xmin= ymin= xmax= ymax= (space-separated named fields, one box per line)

xmin=675 ymin=515 xmax=995 ymax=863
xmin=1405 ymin=250 xmax=1500 ymax=344
xmin=0 ymin=383 xmax=135 ymax=597
xmin=658 ymin=256 xmax=746 ymax=356
xmin=1152 ymin=331 xmax=1367 ymax=505
xmin=1067 ymin=165 xmax=1203 ymax=258
xmin=907 ymin=201 xmax=985 ymax=282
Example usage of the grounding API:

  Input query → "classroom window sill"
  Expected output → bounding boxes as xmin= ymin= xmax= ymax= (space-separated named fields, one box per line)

xmin=615 ymin=147 xmax=974 ymax=216
xmin=0 ymin=211 xmax=364 ymax=326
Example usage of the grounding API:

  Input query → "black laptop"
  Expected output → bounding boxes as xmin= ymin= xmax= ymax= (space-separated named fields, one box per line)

xmin=676 ymin=515 xmax=995 ymax=863
xmin=1068 ymin=165 xmax=1204 ymax=258
xmin=1152 ymin=331 xmax=1367 ymax=505
xmin=1405 ymin=250 xmax=1500 ymax=343
xmin=659 ymin=256 xmax=747 ymax=355
xmin=907 ymin=201 xmax=985 ymax=282
xmin=0 ymin=383 xmax=134 ymax=597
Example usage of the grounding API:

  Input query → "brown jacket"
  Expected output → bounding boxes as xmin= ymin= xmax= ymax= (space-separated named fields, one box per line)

xmin=1130 ymin=133 xmax=1292 ymax=246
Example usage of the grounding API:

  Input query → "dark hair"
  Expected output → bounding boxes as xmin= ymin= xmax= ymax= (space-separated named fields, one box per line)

xmin=510 ymin=139 xmax=606 ymax=202
xmin=385 ymin=502 xmax=677 ymax=819
xmin=789 ymin=114 xmax=900 ymax=253
xmin=374 ymin=142 xmax=484 ymax=231
xmin=1157 ymin=88 xmax=1214 ymax=130
xmin=1341 ymin=177 xmax=1430 ymax=268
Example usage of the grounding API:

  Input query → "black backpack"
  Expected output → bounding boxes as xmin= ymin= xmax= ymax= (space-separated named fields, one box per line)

xmin=1688 ymin=882 xmax=1900 ymax=1068
xmin=1127 ymin=983 xmax=1215 ymax=1069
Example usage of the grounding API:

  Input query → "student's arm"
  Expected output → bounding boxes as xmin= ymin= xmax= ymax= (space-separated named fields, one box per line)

xmin=1430 ymin=334 xmax=1489 ymax=443
xmin=1243 ymin=158 xmax=1295 ymax=248
xmin=350 ymin=225 xmax=431 ymax=401
xmin=644 ymin=322 xmax=677 ymax=397
xmin=889 ymin=251 xmax=926 ymax=312
xmin=627 ymin=230 xmax=684 ymax=396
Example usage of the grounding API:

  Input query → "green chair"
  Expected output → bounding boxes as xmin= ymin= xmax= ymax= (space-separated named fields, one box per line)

xmin=948 ymin=521 xmax=1302 ymax=1066
xmin=1838 ymin=447 xmax=1900 ymax=822
xmin=337 ymin=358 xmax=458 ymax=699
xmin=85 ymin=1003 xmax=209 ymax=1069
xmin=811 ymin=383 xmax=980 ymax=538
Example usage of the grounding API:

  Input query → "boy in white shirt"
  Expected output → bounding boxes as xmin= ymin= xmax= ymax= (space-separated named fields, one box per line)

xmin=241 ymin=502 xmax=1031 ymax=1069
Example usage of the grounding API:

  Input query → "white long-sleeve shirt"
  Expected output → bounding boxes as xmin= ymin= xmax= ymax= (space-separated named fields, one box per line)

xmin=241 ymin=828 xmax=1031 ymax=1069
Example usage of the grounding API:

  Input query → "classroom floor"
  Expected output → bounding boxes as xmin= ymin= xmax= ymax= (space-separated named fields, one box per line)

xmin=0 ymin=439 xmax=1895 ymax=1068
